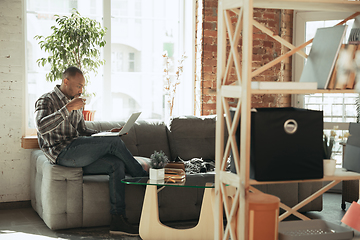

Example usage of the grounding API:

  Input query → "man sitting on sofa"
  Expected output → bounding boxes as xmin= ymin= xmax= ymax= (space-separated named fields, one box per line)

xmin=34 ymin=66 xmax=146 ymax=236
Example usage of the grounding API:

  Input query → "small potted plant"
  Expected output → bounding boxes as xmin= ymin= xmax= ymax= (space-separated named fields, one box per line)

xmin=149 ymin=150 xmax=169 ymax=180
xmin=323 ymin=129 xmax=336 ymax=176
xmin=323 ymin=132 xmax=335 ymax=160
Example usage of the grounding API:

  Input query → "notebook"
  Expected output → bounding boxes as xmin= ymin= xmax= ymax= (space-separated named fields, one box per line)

xmin=92 ymin=112 xmax=141 ymax=137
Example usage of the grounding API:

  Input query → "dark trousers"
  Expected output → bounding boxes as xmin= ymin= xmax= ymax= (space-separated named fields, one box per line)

xmin=57 ymin=136 xmax=147 ymax=216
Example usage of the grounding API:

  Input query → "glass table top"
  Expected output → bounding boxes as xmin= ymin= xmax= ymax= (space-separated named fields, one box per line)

xmin=121 ymin=172 xmax=215 ymax=188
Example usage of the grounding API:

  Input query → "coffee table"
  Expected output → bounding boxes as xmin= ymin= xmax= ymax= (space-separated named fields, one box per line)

xmin=122 ymin=174 xmax=215 ymax=240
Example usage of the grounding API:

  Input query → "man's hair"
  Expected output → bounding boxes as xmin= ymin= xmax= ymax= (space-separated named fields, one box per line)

xmin=62 ymin=66 xmax=83 ymax=80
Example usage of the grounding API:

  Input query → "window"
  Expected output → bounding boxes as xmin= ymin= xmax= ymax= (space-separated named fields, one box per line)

xmin=294 ymin=11 xmax=358 ymax=166
xmin=128 ymin=53 xmax=135 ymax=72
xmin=25 ymin=0 xmax=194 ymax=134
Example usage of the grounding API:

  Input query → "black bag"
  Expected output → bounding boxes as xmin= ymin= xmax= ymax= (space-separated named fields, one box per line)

xmin=231 ymin=107 xmax=323 ymax=181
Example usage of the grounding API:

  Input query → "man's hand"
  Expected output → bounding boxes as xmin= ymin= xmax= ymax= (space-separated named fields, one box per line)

xmin=66 ymin=97 xmax=85 ymax=112
xmin=110 ymin=127 xmax=123 ymax=132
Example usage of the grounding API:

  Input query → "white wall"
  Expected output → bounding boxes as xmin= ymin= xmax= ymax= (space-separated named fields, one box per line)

xmin=0 ymin=0 xmax=32 ymax=203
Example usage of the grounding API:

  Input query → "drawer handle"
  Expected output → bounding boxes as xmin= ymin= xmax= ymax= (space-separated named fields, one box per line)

xmin=284 ymin=119 xmax=298 ymax=134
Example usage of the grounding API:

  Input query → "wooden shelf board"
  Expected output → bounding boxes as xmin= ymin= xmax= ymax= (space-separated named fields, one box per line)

xmin=220 ymin=85 xmax=355 ymax=97
xmin=21 ymin=136 xmax=39 ymax=149
xmin=249 ymin=168 xmax=360 ymax=185
xmin=251 ymin=88 xmax=356 ymax=94
xmin=220 ymin=171 xmax=241 ymax=188
xmin=223 ymin=0 xmax=360 ymax=12
xmin=221 ymin=85 xmax=243 ymax=98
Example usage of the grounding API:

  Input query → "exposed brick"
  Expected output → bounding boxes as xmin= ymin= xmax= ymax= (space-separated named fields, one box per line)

xmin=0 ymin=0 xmax=30 ymax=203
xmin=204 ymin=37 xmax=215 ymax=45
xmin=202 ymin=103 xmax=217 ymax=111
xmin=204 ymin=16 xmax=217 ymax=22
xmin=253 ymin=34 xmax=267 ymax=40
xmin=204 ymin=44 xmax=217 ymax=52
xmin=198 ymin=0 xmax=293 ymax=114
xmin=204 ymin=29 xmax=217 ymax=38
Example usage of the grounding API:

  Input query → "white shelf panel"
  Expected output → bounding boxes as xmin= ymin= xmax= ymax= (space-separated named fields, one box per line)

xmin=220 ymin=85 xmax=355 ymax=96
xmin=251 ymin=88 xmax=355 ymax=94
xmin=249 ymin=168 xmax=360 ymax=185
xmin=220 ymin=171 xmax=241 ymax=188
xmin=220 ymin=85 xmax=243 ymax=98
xmin=222 ymin=0 xmax=360 ymax=12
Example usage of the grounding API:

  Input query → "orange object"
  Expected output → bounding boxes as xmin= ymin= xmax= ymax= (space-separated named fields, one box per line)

xmin=82 ymin=110 xmax=96 ymax=121
xmin=341 ymin=201 xmax=360 ymax=231
xmin=248 ymin=191 xmax=280 ymax=240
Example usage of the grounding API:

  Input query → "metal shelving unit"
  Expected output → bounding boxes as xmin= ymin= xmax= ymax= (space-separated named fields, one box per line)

xmin=214 ymin=1 xmax=360 ymax=239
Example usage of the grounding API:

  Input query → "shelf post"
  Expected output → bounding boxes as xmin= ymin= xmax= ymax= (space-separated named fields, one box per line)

xmin=215 ymin=0 xmax=227 ymax=239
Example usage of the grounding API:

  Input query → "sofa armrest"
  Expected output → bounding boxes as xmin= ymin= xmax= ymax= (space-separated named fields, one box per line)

xmin=30 ymin=150 xmax=84 ymax=230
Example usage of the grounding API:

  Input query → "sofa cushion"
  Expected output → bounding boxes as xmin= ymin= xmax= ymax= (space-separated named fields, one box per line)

xmin=30 ymin=150 xmax=83 ymax=230
xmin=82 ymin=175 xmax=111 ymax=227
xmin=123 ymin=120 xmax=171 ymax=159
xmin=85 ymin=120 xmax=172 ymax=160
xmin=168 ymin=116 xmax=216 ymax=161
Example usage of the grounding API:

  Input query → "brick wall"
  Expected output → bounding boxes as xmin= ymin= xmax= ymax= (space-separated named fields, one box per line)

xmin=199 ymin=0 xmax=293 ymax=115
xmin=0 ymin=0 xmax=31 ymax=202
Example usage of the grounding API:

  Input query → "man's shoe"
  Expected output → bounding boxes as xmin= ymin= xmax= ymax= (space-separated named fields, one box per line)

xmin=110 ymin=214 xmax=139 ymax=236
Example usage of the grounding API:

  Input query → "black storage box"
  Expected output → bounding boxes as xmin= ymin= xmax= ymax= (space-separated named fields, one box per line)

xmin=230 ymin=107 xmax=323 ymax=181
xmin=344 ymin=123 xmax=360 ymax=173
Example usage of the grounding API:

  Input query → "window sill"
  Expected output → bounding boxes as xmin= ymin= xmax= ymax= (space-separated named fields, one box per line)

xmin=21 ymin=136 xmax=39 ymax=149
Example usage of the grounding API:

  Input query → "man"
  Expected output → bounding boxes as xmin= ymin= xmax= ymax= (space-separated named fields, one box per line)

xmin=35 ymin=66 xmax=146 ymax=236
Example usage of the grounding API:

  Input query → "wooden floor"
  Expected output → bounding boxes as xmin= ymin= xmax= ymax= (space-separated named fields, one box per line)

xmin=0 ymin=193 xmax=359 ymax=240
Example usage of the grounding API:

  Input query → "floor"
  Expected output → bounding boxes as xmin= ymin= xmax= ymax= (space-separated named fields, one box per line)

xmin=0 ymin=193 xmax=357 ymax=240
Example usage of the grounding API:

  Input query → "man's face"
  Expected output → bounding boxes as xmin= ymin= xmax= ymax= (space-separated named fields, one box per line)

xmin=63 ymin=73 xmax=85 ymax=99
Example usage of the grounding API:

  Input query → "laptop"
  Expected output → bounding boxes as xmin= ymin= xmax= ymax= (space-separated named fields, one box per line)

xmin=92 ymin=112 xmax=141 ymax=137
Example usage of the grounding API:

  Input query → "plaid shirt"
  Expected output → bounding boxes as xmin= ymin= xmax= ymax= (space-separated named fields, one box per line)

xmin=35 ymin=85 xmax=97 ymax=164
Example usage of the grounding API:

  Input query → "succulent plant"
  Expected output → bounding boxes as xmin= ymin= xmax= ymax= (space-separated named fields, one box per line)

xmin=150 ymin=150 xmax=169 ymax=169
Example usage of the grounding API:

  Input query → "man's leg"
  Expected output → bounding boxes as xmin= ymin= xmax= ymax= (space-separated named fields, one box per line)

xmin=57 ymin=136 xmax=146 ymax=236
xmin=57 ymin=136 xmax=146 ymax=177
xmin=81 ymin=155 xmax=139 ymax=235
xmin=82 ymin=154 xmax=126 ymax=216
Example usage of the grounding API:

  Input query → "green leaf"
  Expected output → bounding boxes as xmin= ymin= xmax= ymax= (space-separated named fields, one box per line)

xmin=34 ymin=9 xmax=106 ymax=85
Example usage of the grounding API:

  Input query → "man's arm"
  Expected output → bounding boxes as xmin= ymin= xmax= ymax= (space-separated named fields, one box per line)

xmin=77 ymin=117 xmax=98 ymax=136
xmin=35 ymin=97 xmax=70 ymax=135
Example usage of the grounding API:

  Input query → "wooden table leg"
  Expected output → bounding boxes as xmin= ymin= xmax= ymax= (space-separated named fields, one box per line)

xmin=139 ymin=183 xmax=215 ymax=240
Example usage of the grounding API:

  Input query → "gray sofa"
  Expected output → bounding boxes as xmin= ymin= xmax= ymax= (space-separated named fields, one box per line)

xmin=30 ymin=115 xmax=323 ymax=230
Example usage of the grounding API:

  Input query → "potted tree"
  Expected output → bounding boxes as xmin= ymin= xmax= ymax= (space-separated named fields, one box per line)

xmin=34 ymin=10 xmax=107 ymax=120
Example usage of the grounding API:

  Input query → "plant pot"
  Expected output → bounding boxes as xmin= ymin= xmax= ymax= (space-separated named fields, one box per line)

xmin=323 ymin=159 xmax=336 ymax=176
xmin=149 ymin=168 xmax=165 ymax=180
xmin=82 ymin=110 xmax=96 ymax=121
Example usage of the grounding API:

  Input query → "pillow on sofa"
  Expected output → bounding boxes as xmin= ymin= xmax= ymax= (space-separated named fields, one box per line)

xmin=168 ymin=116 xmax=216 ymax=161
xmin=134 ymin=156 xmax=151 ymax=172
